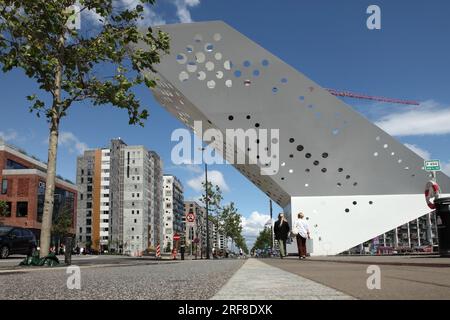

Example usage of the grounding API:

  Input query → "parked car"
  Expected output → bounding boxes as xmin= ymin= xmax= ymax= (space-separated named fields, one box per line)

xmin=0 ymin=226 xmax=37 ymax=259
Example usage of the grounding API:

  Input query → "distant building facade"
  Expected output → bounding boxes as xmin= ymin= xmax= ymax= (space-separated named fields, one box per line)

xmin=0 ymin=139 xmax=77 ymax=239
xmin=76 ymin=139 xmax=163 ymax=254
xmin=162 ymin=175 xmax=184 ymax=252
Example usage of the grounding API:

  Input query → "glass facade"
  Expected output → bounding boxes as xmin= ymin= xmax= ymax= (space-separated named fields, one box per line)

xmin=37 ymin=182 xmax=75 ymax=224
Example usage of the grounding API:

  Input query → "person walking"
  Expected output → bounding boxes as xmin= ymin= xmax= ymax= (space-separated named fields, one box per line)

xmin=274 ymin=213 xmax=290 ymax=258
xmin=294 ymin=212 xmax=310 ymax=259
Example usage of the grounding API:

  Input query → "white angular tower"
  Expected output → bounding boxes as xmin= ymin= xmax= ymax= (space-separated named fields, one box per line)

xmin=137 ymin=21 xmax=450 ymax=255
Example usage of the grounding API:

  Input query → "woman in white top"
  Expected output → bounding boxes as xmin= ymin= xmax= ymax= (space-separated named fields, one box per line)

xmin=294 ymin=212 xmax=310 ymax=259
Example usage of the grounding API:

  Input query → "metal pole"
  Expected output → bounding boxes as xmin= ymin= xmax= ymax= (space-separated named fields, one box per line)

xmin=269 ymin=200 xmax=273 ymax=251
xmin=205 ymin=161 xmax=210 ymax=259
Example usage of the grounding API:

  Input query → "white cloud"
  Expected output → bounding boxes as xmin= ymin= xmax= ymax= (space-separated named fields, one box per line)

xmin=82 ymin=0 xmax=166 ymax=27
xmin=58 ymin=132 xmax=89 ymax=155
xmin=187 ymin=170 xmax=229 ymax=192
xmin=241 ymin=211 xmax=271 ymax=248
xmin=404 ymin=143 xmax=431 ymax=160
xmin=0 ymin=130 xmax=18 ymax=142
xmin=375 ymin=100 xmax=450 ymax=136
xmin=172 ymin=0 xmax=200 ymax=23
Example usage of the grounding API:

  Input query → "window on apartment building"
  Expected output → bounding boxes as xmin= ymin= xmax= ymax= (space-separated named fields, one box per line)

xmin=81 ymin=169 xmax=84 ymax=175
xmin=134 ymin=219 xmax=137 ymax=223
xmin=86 ymin=219 xmax=91 ymax=226
xmin=131 ymin=236 xmax=134 ymax=239
xmin=6 ymin=159 xmax=28 ymax=170
xmin=87 ymin=202 xmax=92 ymax=209
xmin=136 ymin=193 xmax=140 ymax=198
xmin=132 ymin=160 xmax=135 ymax=164
xmin=136 ymin=210 xmax=139 ymax=214
xmin=16 ymin=202 xmax=28 ymax=217
xmin=0 ymin=202 xmax=12 ymax=217
xmin=80 ymin=193 xmax=83 ymax=200
xmin=132 ymin=176 xmax=135 ymax=181
xmin=79 ymin=227 xmax=82 ymax=233
xmin=87 ymin=170 xmax=92 ymax=176
xmin=87 ymin=194 xmax=92 ymax=200
xmin=86 ymin=227 xmax=91 ymax=234
xmin=134 ymin=185 xmax=137 ymax=189
xmin=136 ymin=236 xmax=139 ymax=239
xmin=135 ymin=168 xmax=138 ymax=173
xmin=87 ymin=210 xmax=92 ymax=217
xmin=103 ymin=219 xmax=108 ymax=223
xmin=132 ymin=228 xmax=134 ymax=231
xmin=132 ymin=193 xmax=134 ymax=198
xmin=132 ymin=210 xmax=134 ymax=214
xmin=87 ymin=185 xmax=92 ymax=192
xmin=79 ymin=236 xmax=82 ymax=242
xmin=103 ymin=194 xmax=109 ymax=198
xmin=87 ymin=177 xmax=93 ymax=184
xmin=1 ymin=179 xmax=7 ymax=194
xmin=132 ymin=202 xmax=134 ymax=206
xmin=81 ymin=177 xmax=84 ymax=183
xmin=137 ymin=176 xmax=140 ymax=181
xmin=86 ymin=236 xmax=91 ymax=241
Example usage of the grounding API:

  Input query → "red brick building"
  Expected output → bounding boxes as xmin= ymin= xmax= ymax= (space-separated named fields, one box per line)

xmin=0 ymin=140 xmax=77 ymax=240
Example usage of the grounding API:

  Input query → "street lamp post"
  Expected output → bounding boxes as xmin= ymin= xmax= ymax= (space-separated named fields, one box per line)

xmin=205 ymin=161 xmax=210 ymax=259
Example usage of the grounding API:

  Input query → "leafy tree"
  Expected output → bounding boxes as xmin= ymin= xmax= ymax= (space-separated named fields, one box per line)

xmin=51 ymin=210 xmax=73 ymax=238
xmin=235 ymin=233 xmax=248 ymax=254
xmin=0 ymin=0 xmax=170 ymax=257
xmin=252 ymin=227 xmax=272 ymax=252
xmin=0 ymin=200 xmax=10 ymax=225
xmin=219 ymin=202 xmax=243 ymax=250
xmin=199 ymin=181 xmax=223 ymax=252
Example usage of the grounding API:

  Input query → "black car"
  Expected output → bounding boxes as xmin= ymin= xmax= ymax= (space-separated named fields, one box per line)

xmin=0 ymin=226 xmax=37 ymax=259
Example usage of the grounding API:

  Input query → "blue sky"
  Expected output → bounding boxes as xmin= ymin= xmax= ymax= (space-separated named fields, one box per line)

xmin=1 ymin=0 xmax=450 ymax=247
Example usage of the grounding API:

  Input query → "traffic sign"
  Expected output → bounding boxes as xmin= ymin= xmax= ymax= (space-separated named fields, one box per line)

xmin=173 ymin=233 xmax=180 ymax=241
xmin=186 ymin=212 xmax=195 ymax=223
xmin=424 ymin=160 xmax=440 ymax=171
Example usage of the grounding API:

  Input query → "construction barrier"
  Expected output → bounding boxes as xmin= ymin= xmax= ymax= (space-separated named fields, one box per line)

xmin=156 ymin=244 xmax=161 ymax=259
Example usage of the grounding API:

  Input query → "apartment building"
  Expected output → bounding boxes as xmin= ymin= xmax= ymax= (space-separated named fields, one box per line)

xmin=76 ymin=139 xmax=163 ymax=254
xmin=162 ymin=175 xmax=184 ymax=252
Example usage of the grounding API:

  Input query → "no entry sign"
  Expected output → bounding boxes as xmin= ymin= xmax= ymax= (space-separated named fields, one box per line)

xmin=186 ymin=212 xmax=195 ymax=223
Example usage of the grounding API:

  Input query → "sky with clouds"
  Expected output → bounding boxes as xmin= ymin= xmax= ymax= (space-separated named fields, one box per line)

xmin=1 ymin=0 xmax=450 ymax=248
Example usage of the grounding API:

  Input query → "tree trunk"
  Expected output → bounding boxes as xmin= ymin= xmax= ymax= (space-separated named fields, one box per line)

xmin=39 ymin=34 xmax=63 ymax=258
xmin=39 ymin=120 xmax=59 ymax=258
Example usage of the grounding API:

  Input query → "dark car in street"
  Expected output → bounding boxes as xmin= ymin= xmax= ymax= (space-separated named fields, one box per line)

xmin=0 ymin=226 xmax=37 ymax=258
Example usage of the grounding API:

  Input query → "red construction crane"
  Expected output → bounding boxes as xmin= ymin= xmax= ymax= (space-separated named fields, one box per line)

xmin=326 ymin=88 xmax=420 ymax=106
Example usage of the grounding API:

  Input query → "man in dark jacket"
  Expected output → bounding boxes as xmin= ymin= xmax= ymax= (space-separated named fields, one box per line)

xmin=274 ymin=213 xmax=290 ymax=258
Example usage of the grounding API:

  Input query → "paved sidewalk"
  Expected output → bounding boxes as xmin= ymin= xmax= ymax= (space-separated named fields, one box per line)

xmin=211 ymin=258 xmax=355 ymax=300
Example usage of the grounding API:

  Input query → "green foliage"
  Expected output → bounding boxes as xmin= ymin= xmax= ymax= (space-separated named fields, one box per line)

xmin=51 ymin=210 xmax=73 ymax=237
xmin=219 ymin=202 xmax=242 ymax=242
xmin=0 ymin=0 xmax=170 ymax=125
xmin=0 ymin=200 xmax=8 ymax=215
xmin=252 ymin=228 xmax=272 ymax=252
xmin=0 ymin=200 xmax=9 ymax=225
